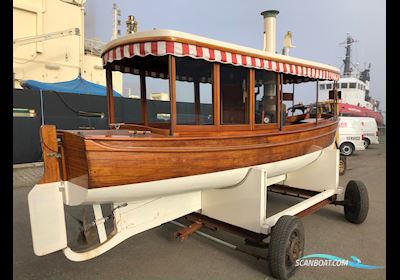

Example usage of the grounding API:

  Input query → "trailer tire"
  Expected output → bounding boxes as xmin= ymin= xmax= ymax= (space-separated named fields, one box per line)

xmin=363 ymin=138 xmax=370 ymax=149
xmin=268 ymin=215 xmax=304 ymax=280
xmin=340 ymin=142 xmax=354 ymax=156
xmin=344 ymin=180 xmax=369 ymax=224
xmin=339 ymin=156 xmax=347 ymax=176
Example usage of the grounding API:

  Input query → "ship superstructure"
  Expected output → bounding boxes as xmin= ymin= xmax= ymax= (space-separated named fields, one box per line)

xmin=318 ymin=34 xmax=384 ymax=125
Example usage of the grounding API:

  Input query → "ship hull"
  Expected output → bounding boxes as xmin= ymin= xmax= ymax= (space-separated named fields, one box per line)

xmin=339 ymin=103 xmax=384 ymax=126
xmin=60 ymin=120 xmax=338 ymax=190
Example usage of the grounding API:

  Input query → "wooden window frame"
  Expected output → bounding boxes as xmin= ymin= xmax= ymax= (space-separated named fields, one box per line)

xmin=174 ymin=58 xmax=218 ymax=133
xmin=219 ymin=64 xmax=252 ymax=131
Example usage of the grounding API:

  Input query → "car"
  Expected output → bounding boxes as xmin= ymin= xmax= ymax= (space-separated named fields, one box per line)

xmin=337 ymin=117 xmax=366 ymax=156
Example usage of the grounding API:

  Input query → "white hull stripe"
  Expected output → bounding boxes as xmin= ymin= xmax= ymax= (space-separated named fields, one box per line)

xmin=102 ymin=41 xmax=340 ymax=81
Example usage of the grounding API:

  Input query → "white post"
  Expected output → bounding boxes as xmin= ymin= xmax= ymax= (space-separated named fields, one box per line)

xmin=93 ymin=204 xmax=107 ymax=243
xmin=261 ymin=10 xmax=279 ymax=53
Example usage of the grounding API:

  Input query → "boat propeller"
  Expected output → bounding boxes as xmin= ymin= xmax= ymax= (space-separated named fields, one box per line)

xmin=76 ymin=203 xmax=128 ymax=246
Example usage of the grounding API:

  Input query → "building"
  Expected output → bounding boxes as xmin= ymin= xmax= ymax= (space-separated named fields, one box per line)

xmin=13 ymin=0 xmax=122 ymax=93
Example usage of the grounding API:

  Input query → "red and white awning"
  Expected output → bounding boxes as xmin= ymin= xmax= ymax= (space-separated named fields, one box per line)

xmin=102 ymin=41 xmax=340 ymax=81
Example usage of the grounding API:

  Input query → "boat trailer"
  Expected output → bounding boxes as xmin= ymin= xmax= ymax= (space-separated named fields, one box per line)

xmin=28 ymin=145 xmax=369 ymax=280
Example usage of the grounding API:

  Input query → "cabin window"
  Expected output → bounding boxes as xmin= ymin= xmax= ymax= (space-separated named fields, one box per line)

xmin=319 ymin=84 xmax=325 ymax=90
xmin=114 ymin=73 xmax=142 ymax=124
xmin=357 ymin=83 xmax=361 ymax=89
xmin=254 ymin=70 xmax=277 ymax=124
xmin=349 ymin=82 xmax=357 ymax=88
xmin=326 ymin=84 xmax=332 ymax=90
xmin=146 ymin=76 xmax=171 ymax=124
xmin=108 ymin=55 xmax=171 ymax=129
xmin=175 ymin=57 xmax=213 ymax=125
xmin=341 ymin=83 xmax=348 ymax=88
xmin=220 ymin=64 xmax=249 ymax=124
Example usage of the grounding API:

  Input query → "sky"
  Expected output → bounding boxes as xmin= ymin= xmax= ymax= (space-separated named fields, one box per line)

xmin=84 ymin=0 xmax=386 ymax=117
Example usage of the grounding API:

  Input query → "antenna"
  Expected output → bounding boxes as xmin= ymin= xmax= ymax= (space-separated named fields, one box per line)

xmin=339 ymin=33 xmax=359 ymax=77
xmin=112 ymin=3 xmax=121 ymax=40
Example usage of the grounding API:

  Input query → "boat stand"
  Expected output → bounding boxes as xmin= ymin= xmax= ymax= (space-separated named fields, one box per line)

xmin=29 ymin=145 xmax=368 ymax=280
xmin=63 ymin=191 xmax=202 ymax=262
xmin=199 ymin=146 xmax=342 ymax=235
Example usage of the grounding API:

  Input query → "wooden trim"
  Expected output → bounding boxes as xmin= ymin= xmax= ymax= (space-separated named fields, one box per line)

xmin=218 ymin=124 xmax=251 ymax=132
xmin=169 ymin=55 xmax=177 ymax=135
xmin=254 ymin=123 xmax=279 ymax=131
xmin=140 ymin=69 xmax=148 ymax=126
xmin=213 ymin=63 xmax=220 ymax=130
xmin=39 ymin=125 xmax=61 ymax=184
xmin=117 ymin=123 xmax=170 ymax=135
xmin=194 ymin=81 xmax=200 ymax=125
xmin=80 ymin=119 xmax=337 ymax=140
xmin=85 ymin=128 xmax=336 ymax=153
xmin=106 ymin=69 xmax=115 ymax=124
xmin=249 ymin=69 xmax=255 ymax=130
xmin=282 ymin=122 xmax=318 ymax=131
xmin=175 ymin=125 xmax=217 ymax=132
xmin=286 ymin=113 xmax=310 ymax=124
xmin=102 ymin=35 xmax=340 ymax=75
xmin=292 ymin=83 xmax=295 ymax=115
xmin=59 ymin=144 xmax=68 ymax=181
xmin=277 ymin=73 xmax=282 ymax=130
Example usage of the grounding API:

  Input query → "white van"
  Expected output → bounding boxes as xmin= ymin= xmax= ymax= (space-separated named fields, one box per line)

xmin=355 ymin=117 xmax=379 ymax=148
xmin=337 ymin=117 xmax=366 ymax=156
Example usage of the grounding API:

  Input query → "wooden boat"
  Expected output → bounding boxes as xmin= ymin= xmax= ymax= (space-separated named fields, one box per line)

xmin=39 ymin=28 xmax=340 ymax=198
xmin=29 ymin=14 xmax=369 ymax=278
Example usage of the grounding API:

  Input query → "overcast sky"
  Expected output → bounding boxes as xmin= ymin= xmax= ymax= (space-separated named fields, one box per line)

xmin=84 ymin=0 xmax=385 ymax=116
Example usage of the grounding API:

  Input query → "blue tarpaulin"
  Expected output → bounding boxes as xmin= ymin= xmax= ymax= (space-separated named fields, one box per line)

xmin=20 ymin=75 xmax=121 ymax=96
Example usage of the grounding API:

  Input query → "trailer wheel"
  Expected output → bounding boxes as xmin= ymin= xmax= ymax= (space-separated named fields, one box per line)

xmin=363 ymin=138 xmax=370 ymax=149
xmin=344 ymin=180 xmax=369 ymax=224
xmin=340 ymin=143 xmax=354 ymax=156
xmin=339 ymin=156 xmax=347 ymax=176
xmin=268 ymin=215 xmax=304 ymax=280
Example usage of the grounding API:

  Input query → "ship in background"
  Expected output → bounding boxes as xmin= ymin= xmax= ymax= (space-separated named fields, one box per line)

xmin=317 ymin=34 xmax=385 ymax=126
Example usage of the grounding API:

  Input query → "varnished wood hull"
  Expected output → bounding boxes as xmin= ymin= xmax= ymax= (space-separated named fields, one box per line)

xmin=60 ymin=120 xmax=338 ymax=189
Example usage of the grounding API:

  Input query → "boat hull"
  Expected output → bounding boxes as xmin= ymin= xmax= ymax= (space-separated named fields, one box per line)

xmin=61 ymin=120 xmax=338 ymax=189
xmin=63 ymin=144 xmax=330 ymax=204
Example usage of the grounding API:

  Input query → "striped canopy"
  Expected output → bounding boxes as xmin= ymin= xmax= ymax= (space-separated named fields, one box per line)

xmin=101 ymin=30 xmax=340 ymax=83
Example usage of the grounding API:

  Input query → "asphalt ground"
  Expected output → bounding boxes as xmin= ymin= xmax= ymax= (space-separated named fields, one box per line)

xmin=13 ymin=137 xmax=386 ymax=280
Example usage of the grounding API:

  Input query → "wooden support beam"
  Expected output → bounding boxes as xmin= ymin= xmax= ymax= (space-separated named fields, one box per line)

xmin=38 ymin=125 xmax=61 ymax=184
xmin=194 ymin=81 xmax=200 ymax=125
xmin=295 ymin=199 xmax=331 ymax=218
xmin=249 ymin=69 xmax=255 ymax=130
xmin=140 ymin=70 xmax=148 ymax=126
xmin=277 ymin=73 xmax=282 ymax=130
xmin=172 ymin=222 xmax=203 ymax=241
xmin=292 ymin=83 xmax=295 ymax=116
xmin=169 ymin=55 xmax=177 ymax=135
xmin=213 ymin=63 xmax=220 ymax=129
xmin=106 ymin=69 xmax=115 ymax=125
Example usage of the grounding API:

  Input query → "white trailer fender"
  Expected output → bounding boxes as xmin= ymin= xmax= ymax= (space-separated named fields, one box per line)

xmin=28 ymin=182 xmax=67 ymax=256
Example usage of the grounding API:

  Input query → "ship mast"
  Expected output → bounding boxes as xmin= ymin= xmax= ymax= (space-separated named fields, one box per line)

xmin=341 ymin=33 xmax=357 ymax=77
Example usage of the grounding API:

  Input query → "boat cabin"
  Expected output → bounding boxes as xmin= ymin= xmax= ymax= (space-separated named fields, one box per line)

xmin=100 ymin=29 xmax=340 ymax=137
